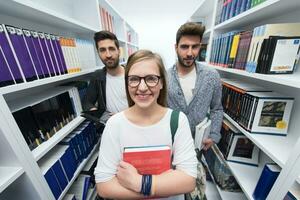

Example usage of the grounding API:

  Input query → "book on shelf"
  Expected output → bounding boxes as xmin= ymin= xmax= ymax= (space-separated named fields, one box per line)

xmin=0 ymin=24 xmax=24 ymax=84
xmin=68 ymin=174 xmax=92 ymax=200
xmin=256 ymin=36 xmax=300 ymax=74
xmin=197 ymin=43 xmax=207 ymax=62
xmin=218 ymin=119 xmax=259 ymax=166
xmin=203 ymin=144 xmax=241 ymax=192
xmin=284 ymin=189 xmax=300 ymax=200
xmin=194 ymin=117 xmax=211 ymax=150
xmin=123 ymin=145 xmax=171 ymax=175
xmin=247 ymin=23 xmax=300 ymax=73
xmin=253 ymin=163 xmax=281 ymax=200
xmin=22 ymin=29 xmax=46 ymax=79
xmin=245 ymin=91 xmax=294 ymax=135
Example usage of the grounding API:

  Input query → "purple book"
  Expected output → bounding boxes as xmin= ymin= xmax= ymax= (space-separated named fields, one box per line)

xmin=5 ymin=25 xmax=37 ymax=82
xmin=50 ymin=34 xmax=65 ymax=75
xmin=0 ymin=25 xmax=24 ymax=84
xmin=0 ymin=46 xmax=15 ymax=87
xmin=30 ymin=31 xmax=50 ymax=78
xmin=54 ymin=36 xmax=68 ymax=74
xmin=22 ymin=29 xmax=45 ymax=79
xmin=38 ymin=32 xmax=56 ymax=76
xmin=45 ymin=33 xmax=61 ymax=75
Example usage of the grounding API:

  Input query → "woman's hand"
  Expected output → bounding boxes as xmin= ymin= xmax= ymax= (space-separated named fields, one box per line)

xmin=117 ymin=161 xmax=142 ymax=193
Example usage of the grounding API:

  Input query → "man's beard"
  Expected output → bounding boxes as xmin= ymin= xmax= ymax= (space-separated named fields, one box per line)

xmin=103 ymin=57 xmax=119 ymax=69
xmin=177 ymin=55 xmax=195 ymax=68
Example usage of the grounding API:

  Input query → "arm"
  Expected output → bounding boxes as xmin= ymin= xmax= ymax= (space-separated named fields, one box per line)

xmin=208 ymin=70 xmax=223 ymax=144
xmin=83 ymin=78 xmax=98 ymax=111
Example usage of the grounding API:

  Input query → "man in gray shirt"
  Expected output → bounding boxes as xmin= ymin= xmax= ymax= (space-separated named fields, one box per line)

xmin=167 ymin=22 xmax=223 ymax=150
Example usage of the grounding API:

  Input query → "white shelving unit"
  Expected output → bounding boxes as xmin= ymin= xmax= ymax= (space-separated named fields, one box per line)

xmin=98 ymin=0 xmax=139 ymax=64
xmin=0 ymin=167 xmax=24 ymax=193
xmin=0 ymin=0 xmax=138 ymax=199
xmin=191 ymin=0 xmax=300 ymax=199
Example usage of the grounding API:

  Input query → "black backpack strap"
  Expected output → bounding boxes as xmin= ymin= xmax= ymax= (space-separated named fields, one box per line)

xmin=170 ymin=110 xmax=180 ymax=144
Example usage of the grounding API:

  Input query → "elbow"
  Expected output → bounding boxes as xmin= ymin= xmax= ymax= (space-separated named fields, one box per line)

xmin=186 ymin=177 xmax=196 ymax=193
xmin=96 ymin=183 xmax=110 ymax=198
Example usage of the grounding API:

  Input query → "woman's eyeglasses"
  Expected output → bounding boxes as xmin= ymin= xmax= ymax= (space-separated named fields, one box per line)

xmin=127 ymin=75 xmax=161 ymax=88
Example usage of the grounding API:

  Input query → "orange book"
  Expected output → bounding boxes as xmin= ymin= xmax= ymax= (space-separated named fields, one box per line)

xmin=123 ymin=145 xmax=171 ymax=175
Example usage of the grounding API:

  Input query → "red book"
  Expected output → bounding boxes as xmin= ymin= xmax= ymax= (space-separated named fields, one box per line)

xmin=123 ymin=145 xmax=171 ymax=175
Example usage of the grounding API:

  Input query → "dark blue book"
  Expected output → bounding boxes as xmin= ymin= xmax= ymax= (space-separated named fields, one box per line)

xmin=0 ymin=24 xmax=24 ymax=84
xmin=253 ymin=164 xmax=281 ymax=200
xmin=52 ymin=160 xmax=69 ymax=191
xmin=44 ymin=169 xmax=62 ymax=199
xmin=59 ymin=146 xmax=77 ymax=180
xmin=22 ymin=29 xmax=45 ymax=79
xmin=5 ymin=25 xmax=37 ymax=82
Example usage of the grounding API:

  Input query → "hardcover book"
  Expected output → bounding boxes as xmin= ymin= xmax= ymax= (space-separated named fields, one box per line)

xmin=123 ymin=145 xmax=171 ymax=175
xmin=0 ymin=24 xmax=24 ymax=84
xmin=5 ymin=25 xmax=38 ymax=82
xmin=194 ymin=117 xmax=211 ymax=150
xmin=246 ymin=91 xmax=294 ymax=135
xmin=253 ymin=164 xmax=281 ymax=200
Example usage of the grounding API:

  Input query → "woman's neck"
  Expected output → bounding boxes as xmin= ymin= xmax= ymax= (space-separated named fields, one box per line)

xmin=125 ymin=104 xmax=167 ymax=126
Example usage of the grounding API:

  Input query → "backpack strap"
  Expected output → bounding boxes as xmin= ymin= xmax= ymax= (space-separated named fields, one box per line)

xmin=170 ymin=110 xmax=180 ymax=144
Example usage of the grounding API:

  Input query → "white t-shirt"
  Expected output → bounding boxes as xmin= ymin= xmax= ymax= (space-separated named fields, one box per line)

xmin=94 ymin=109 xmax=197 ymax=200
xmin=106 ymin=73 xmax=128 ymax=113
xmin=178 ymin=67 xmax=196 ymax=105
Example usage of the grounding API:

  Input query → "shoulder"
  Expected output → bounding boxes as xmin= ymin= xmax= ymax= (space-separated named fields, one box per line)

xmin=196 ymin=62 xmax=221 ymax=82
xmin=168 ymin=109 xmax=189 ymax=123
xmin=105 ymin=111 xmax=124 ymax=127
xmin=90 ymin=68 xmax=107 ymax=81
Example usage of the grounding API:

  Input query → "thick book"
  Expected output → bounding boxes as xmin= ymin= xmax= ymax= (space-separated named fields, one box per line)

xmin=253 ymin=164 xmax=281 ymax=200
xmin=0 ymin=24 xmax=24 ymax=84
xmin=194 ymin=117 xmax=211 ymax=150
xmin=123 ymin=145 xmax=171 ymax=175
xmin=246 ymin=91 xmax=294 ymax=135
xmin=5 ymin=25 xmax=38 ymax=82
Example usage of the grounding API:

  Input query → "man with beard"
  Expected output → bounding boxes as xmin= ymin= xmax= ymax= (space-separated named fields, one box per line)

xmin=167 ymin=22 xmax=223 ymax=150
xmin=83 ymin=31 xmax=127 ymax=122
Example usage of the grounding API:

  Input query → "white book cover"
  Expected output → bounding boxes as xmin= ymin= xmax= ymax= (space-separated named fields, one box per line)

xmin=194 ymin=117 xmax=211 ymax=150
xmin=270 ymin=38 xmax=300 ymax=73
xmin=247 ymin=92 xmax=294 ymax=135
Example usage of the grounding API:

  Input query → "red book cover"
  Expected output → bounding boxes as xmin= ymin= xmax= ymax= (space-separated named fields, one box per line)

xmin=123 ymin=145 xmax=171 ymax=175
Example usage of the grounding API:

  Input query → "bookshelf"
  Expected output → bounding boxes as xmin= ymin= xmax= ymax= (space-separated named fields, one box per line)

xmin=0 ymin=0 xmax=138 ymax=199
xmin=0 ymin=167 xmax=24 ymax=193
xmin=98 ymin=0 xmax=139 ymax=63
xmin=190 ymin=0 xmax=300 ymax=199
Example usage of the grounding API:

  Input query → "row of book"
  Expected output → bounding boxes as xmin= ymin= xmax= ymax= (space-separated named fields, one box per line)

xmin=65 ymin=154 xmax=99 ymax=200
xmin=215 ymin=119 xmax=282 ymax=199
xmin=221 ymin=78 xmax=294 ymax=135
xmin=39 ymin=121 xmax=100 ymax=199
xmin=99 ymin=6 xmax=115 ymax=33
xmin=215 ymin=0 xmax=266 ymax=25
xmin=12 ymin=87 xmax=82 ymax=150
xmin=209 ymin=23 xmax=300 ymax=74
xmin=0 ymin=24 xmax=96 ymax=88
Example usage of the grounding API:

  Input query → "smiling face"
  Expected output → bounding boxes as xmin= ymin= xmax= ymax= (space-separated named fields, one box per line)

xmin=127 ymin=59 xmax=163 ymax=109
xmin=97 ymin=39 xmax=120 ymax=68
xmin=175 ymin=35 xmax=201 ymax=68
